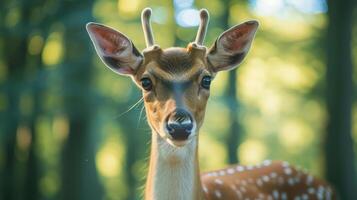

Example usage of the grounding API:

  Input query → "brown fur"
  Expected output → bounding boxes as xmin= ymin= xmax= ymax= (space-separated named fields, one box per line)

xmin=132 ymin=46 xmax=212 ymax=142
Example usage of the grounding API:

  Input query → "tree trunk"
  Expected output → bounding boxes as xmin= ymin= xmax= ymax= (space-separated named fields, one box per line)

xmin=1 ymin=2 xmax=31 ymax=199
xmin=2 ymin=28 xmax=27 ymax=200
xmin=221 ymin=0 xmax=242 ymax=164
xmin=59 ymin=1 xmax=103 ymax=200
xmin=24 ymin=36 xmax=45 ymax=200
xmin=23 ymin=0 xmax=65 ymax=198
xmin=324 ymin=0 xmax=357 ymax=199
xmin=226 ymin=71 xmax=240 ymax=164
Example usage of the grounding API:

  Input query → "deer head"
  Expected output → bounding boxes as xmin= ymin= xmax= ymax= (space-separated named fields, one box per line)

xmin=86 ymin=8 xmax=258 ymax=147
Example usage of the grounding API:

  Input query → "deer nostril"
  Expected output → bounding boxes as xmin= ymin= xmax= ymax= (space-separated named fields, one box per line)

xmin=166 ymin=109 xmax=193 ymax=140
xmin=167 ymin=120 xmax=193 ymax=132
xmin=167 ymin=125 xmax=174 ymax=133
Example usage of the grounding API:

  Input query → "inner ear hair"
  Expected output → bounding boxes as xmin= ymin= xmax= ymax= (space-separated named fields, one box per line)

xmin=86 ymin=22 xmax=143 ymax=76
xmin=207 ymin=20 xmax=259 ymax=72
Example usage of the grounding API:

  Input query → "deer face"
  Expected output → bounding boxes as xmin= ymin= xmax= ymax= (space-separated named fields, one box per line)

xmin=134 ymin=46 xmax=211 ymax=147
xmin=87 ymin=8 xmax=258 ymax=147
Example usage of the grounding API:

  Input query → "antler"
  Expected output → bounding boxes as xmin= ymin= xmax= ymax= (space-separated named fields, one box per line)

xmin=141 ymin=8 xmax=155 ymax=48
xmin=195 ymin=9 xmax=210 ymax=45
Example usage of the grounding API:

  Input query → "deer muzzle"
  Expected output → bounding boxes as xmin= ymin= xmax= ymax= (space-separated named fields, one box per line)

xmin=166 ymin=109 xmax=194 ymax=141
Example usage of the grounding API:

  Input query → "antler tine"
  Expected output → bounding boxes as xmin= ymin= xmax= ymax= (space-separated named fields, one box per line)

xmin=195 ymin=9 xmax=210 ymax=46
xmin=141 ymin=8 xmax=155 ymax=48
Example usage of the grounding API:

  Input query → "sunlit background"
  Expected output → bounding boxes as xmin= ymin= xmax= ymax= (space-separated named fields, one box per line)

xmin=0 ymin=0 xmax=356 ymax=199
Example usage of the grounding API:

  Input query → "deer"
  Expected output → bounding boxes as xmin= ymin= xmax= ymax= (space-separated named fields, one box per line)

xmin=86 ymin=8 xmax=337 ymax=200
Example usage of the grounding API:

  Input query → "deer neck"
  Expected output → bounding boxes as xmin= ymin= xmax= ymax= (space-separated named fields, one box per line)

xmin=145 ymin=132 xmax=204 ymax=200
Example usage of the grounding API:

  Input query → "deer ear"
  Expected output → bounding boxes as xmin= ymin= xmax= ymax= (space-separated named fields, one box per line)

xmin=207 ymin=20 xmax=258 ymax=72
xmin=86 ymin=23 xmax=143 ymax=76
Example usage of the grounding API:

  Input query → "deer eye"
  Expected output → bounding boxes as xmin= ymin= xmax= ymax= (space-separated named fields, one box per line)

xmin=201 ymin=76 xmax=212 ymax=89
xmin=140 ymin=78 xmax=153 ymax=91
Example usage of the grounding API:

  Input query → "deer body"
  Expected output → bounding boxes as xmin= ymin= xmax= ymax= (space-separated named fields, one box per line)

xmin=87 ymin=8 xmax=336 ymax=200
xmin=201 ymin=161 xmax=335 ymax=199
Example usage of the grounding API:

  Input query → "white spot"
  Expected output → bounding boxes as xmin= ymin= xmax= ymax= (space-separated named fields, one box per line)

xmin=246 ymin=165 xmax=254 ymax=170
xmin=211 ymin=172 xmax=218 ymax=177
xmin=240 ymin=186 xmax=247 ymax=193
xmin=214 ymin=190 xmax=222 ymax=198
xmin=256 ymin=178 xmax=263 ymax=186
xmin=270 ymin=172 xmax=277 ymax=178
xmin=288 ymin=178 xmax=295 ymax=186
xmin=306 ymin=175 xmax=314 ymax=185
xmin=214 ymin=178 xmax=223 ymax=185
xmin=203 ymin=186 xmax=208 ymax=193
xmin=227 ymin=168 xmax=235 ymax=174
xmin=308 ymin=187 xmax=315 ymax=194
xmin=236 ymin=166 xmax=244 ymax=172
xmin=235 ymin=190 xmax=243 ymax=198
xmin=263 ymin=175 xmax=270 ymax=182
xmin=206 ymin=173 xmax=213 ymax=177
xmin=302 ymin=193 xmax=309 ymax=200
xmin=272 ymin=190 xmax=279 ymax=199
xmin=317 ymin=185 xmax=325 ymax=195
xmin=284 ymin=167 xmax=292 ymax=175
xmin=263 ymin=160 xmax=272 ymax=166
xmin=281 ymin=192 xmax=287 ymax=200
xmin=326 ymin=188 xmax=332 ymax=200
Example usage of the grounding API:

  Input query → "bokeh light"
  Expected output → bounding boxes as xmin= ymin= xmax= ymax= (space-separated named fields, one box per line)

xmin=175 ymin=8 xmax=200 ymax=27
xmin=239 ymin=139 xmax=267 ymax=164
xmin=42 ymin=32 xmax=64 ymax=66
xmin=250 ymin=0 xmax=327 ymax=17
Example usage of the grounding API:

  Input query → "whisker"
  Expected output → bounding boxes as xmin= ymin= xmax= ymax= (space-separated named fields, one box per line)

xmin=137 ymin=104 xmax=146 ymax=127
xmin=114 ymin=97 xmax=144 ymax=119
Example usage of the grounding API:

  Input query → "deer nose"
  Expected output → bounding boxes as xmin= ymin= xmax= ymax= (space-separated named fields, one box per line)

xmin=166 ymin=109 xmax=193 ymax=140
